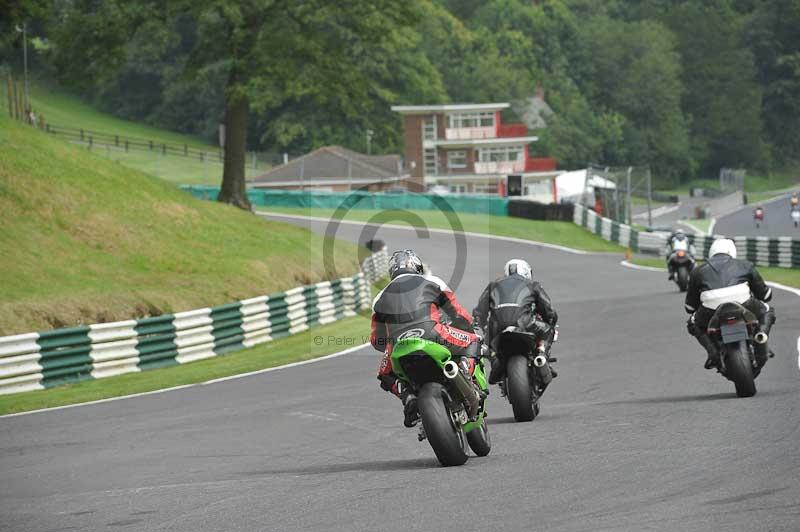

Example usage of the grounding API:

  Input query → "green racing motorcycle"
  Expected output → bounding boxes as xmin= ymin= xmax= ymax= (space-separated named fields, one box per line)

xmin=391 ymin=337 xmax=491 ymax=466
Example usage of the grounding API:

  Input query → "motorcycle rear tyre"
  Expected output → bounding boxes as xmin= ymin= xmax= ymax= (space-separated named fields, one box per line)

xmin=507 ymin=355 xmax=536 ymax=422
xmin=418 ymin=383 xmax=469 ymax=466
xmin=725 ymin=341 xmax=757 ymax=398
xmin=677 ymin=266 xmax=689 ymax=292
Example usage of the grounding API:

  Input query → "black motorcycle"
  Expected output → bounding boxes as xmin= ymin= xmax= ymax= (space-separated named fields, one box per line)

xmin=707 ymin=302 xmax=769 ymax=398
xmin=668 ymin=249 xmax=695 ymax=292
xmin=492 ymin=325 xmax=557 ymax=422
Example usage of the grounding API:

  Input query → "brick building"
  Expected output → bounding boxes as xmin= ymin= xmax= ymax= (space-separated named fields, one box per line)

xmin=391 ymin=103 xmax=558 ymax=195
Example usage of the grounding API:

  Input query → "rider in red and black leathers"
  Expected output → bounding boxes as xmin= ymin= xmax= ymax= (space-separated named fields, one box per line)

xmin=372 ymin=250 xmax=480 ymax=426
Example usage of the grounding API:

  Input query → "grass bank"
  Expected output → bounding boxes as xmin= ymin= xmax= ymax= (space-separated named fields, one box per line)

xmin=261 ymin=207 xmax=625 ymax=253
xmin=2 ymin=82 xmax=271 ymax=184
xmin=0 ymin=314 xmax=372 ymax=415
xmin=656 ymin=171 xmax=798 ymax=196
xmin=628 ymin=258 xmax=800 ymax=289
xmin=0 ymin=116 xmax=359 ymax=335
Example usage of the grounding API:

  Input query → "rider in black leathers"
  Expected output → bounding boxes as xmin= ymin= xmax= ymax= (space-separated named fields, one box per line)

xmin=685 ymin=239 xmax=776 ymax=369
xmin=473 ymin=259 xmax=558 ymax=384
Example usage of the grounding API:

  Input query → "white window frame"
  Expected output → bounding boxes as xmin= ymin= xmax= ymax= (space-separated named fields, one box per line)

xmin=474 ymin=183 xmax=498 ymax=194
xmin=448 ymin=111 xmax=495 ymax=129
xmin=478 ymin=145 xmax=524 ymax=163
xmin=447 ymin=150 xmax=468 ymax=169
xmin=449 ymin=184 xmax=467 ymax=194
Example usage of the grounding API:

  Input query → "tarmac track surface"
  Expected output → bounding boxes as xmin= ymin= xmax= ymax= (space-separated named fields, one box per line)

xmin=716 ymin=191 xmax=800 ymax=238
xmin=1 ymin=215 xmax=799 ymax=532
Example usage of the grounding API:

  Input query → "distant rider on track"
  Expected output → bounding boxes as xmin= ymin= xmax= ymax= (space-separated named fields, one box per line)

xmin=372 ymin=250 xmax=482 ymax=427
xmin=664 ymin=229 xmax=696 ymax=280
xmin=473 ymin=259 xmax=558 ymax=384
xmin=685 ymin=239 xmax=776 ymax=370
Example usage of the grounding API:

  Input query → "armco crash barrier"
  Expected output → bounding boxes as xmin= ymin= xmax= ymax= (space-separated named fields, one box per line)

xmin=0 ymin=273 xmax=371 ymax=395
xmin=573 ymin=204 xmax=800 ymax=268
xmin=181 ymin=186 xmax=509 ymax=217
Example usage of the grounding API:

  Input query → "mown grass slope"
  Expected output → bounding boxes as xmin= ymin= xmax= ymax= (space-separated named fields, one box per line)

xmin=0 ymin=116 xmax=359 ymax=335
xmin=4 ymin=82 xmax=210 ymax=149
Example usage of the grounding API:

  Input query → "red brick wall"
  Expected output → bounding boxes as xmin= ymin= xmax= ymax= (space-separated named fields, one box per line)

xmin=402 ymin=115 xmax=424 ymax=187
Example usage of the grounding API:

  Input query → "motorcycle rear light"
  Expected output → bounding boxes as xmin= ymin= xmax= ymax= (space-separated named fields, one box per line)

xmin=726 ymin=317 xmax=738 ymax=324
xmin=677 ymin=250 xmax=686 ymax=257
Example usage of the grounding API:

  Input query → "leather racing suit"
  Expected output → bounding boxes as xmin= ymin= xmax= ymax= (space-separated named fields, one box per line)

xmin=685 ymin=254 xmax=776 ymax=364
xmin=372 ymin=273 xmax=480 ymax=398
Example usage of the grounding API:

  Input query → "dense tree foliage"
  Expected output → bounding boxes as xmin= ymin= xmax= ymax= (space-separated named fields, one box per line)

xmin=2 ymin=0 xmax=798 ymax=195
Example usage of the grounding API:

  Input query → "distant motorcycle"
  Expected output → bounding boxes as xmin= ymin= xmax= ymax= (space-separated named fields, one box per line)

xmin=706 ymin=299 xmax=769 ymax=398
xmin=792 ymin=208 xmax=799 ymax=228
xmin=390 ymin=337 xmax=490 ymax=466
xmin=493 ymin=324 xmax=558 ymax=422
xmin=753 ymin=207 xmax=764 ymax=229
xmin=667 ymin=241 xmax=695 ymax=292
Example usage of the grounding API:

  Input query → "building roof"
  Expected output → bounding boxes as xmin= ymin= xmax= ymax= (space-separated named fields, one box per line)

xmin=250 ymin=146 xmax=403 ymax=184
xmin=391 ymin=103 xmax=510 ymax=114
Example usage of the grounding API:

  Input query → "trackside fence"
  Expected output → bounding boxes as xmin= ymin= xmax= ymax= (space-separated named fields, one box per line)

xmin=573 ymin=204 xmax=800 ymax=267
xmin=0 ymin=273 xmax=371 ymax=395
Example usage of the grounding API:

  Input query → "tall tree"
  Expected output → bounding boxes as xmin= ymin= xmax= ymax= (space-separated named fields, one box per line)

xmin=746 ymin=0 xmax=800 ymax=164
xmin=665 ymin=0 xmax=765 ymax=174
xmin=50 ymin=0 xmax=424 ymax=209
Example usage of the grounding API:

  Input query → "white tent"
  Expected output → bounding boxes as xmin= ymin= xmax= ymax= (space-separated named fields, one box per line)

xmin=555 ymin=169 xmax=616 ymax=203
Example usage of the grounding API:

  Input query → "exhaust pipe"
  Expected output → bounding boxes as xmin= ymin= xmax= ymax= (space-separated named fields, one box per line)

xmin=532 ymin=355 xmax=553 ymax=386
xmin=443 ymin=360 xmax=480 ymax=418
xmin=753 ymin=331 xmax=769 ymax=365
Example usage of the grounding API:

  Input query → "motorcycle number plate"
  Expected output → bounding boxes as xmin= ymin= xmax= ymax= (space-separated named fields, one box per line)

xmin=720 ymin=322 xmax=748 ymax=344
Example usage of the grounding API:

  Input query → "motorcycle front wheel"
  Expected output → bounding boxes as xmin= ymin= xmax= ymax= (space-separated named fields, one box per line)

xmin=418 ymin=383 xmax=469 ymax=466
xmin=466 ymin=416 xmax=491 ymax=457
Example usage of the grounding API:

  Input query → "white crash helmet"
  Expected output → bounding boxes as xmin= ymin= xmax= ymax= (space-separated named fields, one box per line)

xmin=504 ymin=259 xmax=533 ymax=280
xmin=709 ymin=238 xmax=737 ymax=259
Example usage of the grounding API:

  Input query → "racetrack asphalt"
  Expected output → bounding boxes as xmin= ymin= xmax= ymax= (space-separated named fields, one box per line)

xmin=716 ymin=190 xmax=800 ymax=238
xmin=2 ymin=214 xmax=799 ymax=532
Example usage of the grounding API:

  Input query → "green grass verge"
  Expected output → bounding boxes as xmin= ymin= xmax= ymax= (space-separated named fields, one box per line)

xmin=629 ymin=258 xmax=800 ymax=289
xmin=90 ymin=146 xmax=268 ymax=185
xmin=0 ymin=116 xmax=359 ymax=335
xmin=657 ymin=172 xmax=798 ymax=196
xmin=3 ymin=82 xmax=211 ymax=149
xmin=2 ymin=82 xmax=276 ymax=185
xmin=0 ymin=314 xmax=372 ymax=415
xmin=683 ymin=218 xmax=713 ymax=234
xmin=262 ymin=207 xmax=625 ymax=253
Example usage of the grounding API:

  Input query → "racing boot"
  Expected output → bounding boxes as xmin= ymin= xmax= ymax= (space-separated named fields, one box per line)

xmin=487 ymin=355 xmax=505 ymax=384
xmin=697 ymin=334 xmax=720 ymax=370
xmin=398 ymin=384 xmax=419 ymax=427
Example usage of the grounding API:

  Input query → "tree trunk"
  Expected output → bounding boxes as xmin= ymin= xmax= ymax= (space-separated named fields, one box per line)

xmin=217 ymin=81 xmax=252 ymax=210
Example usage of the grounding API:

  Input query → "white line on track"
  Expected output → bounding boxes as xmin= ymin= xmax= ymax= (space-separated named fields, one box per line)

xmin=797 ymin=336 xmax=800 ymax=370
xmin=633 ymin=203 xmax=681 ymax=220
xmin=619 ymin=260 xmax=666 ymax=272
xmin=257 ymin=211 xmax=594 ymax=255
xmin=0 ymin=343 xmax=371 ymax=419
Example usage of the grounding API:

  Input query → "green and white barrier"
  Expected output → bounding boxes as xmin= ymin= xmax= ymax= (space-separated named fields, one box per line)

xmin=689 ymin=235 xmax=800 ymax=268
xmin=573 ymin=204 xmax=800 ymax=268
xmin=0 ymin=272 xmax=370 ymax=395
xmin=573 ymin=204 xmax=663 ymax=254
